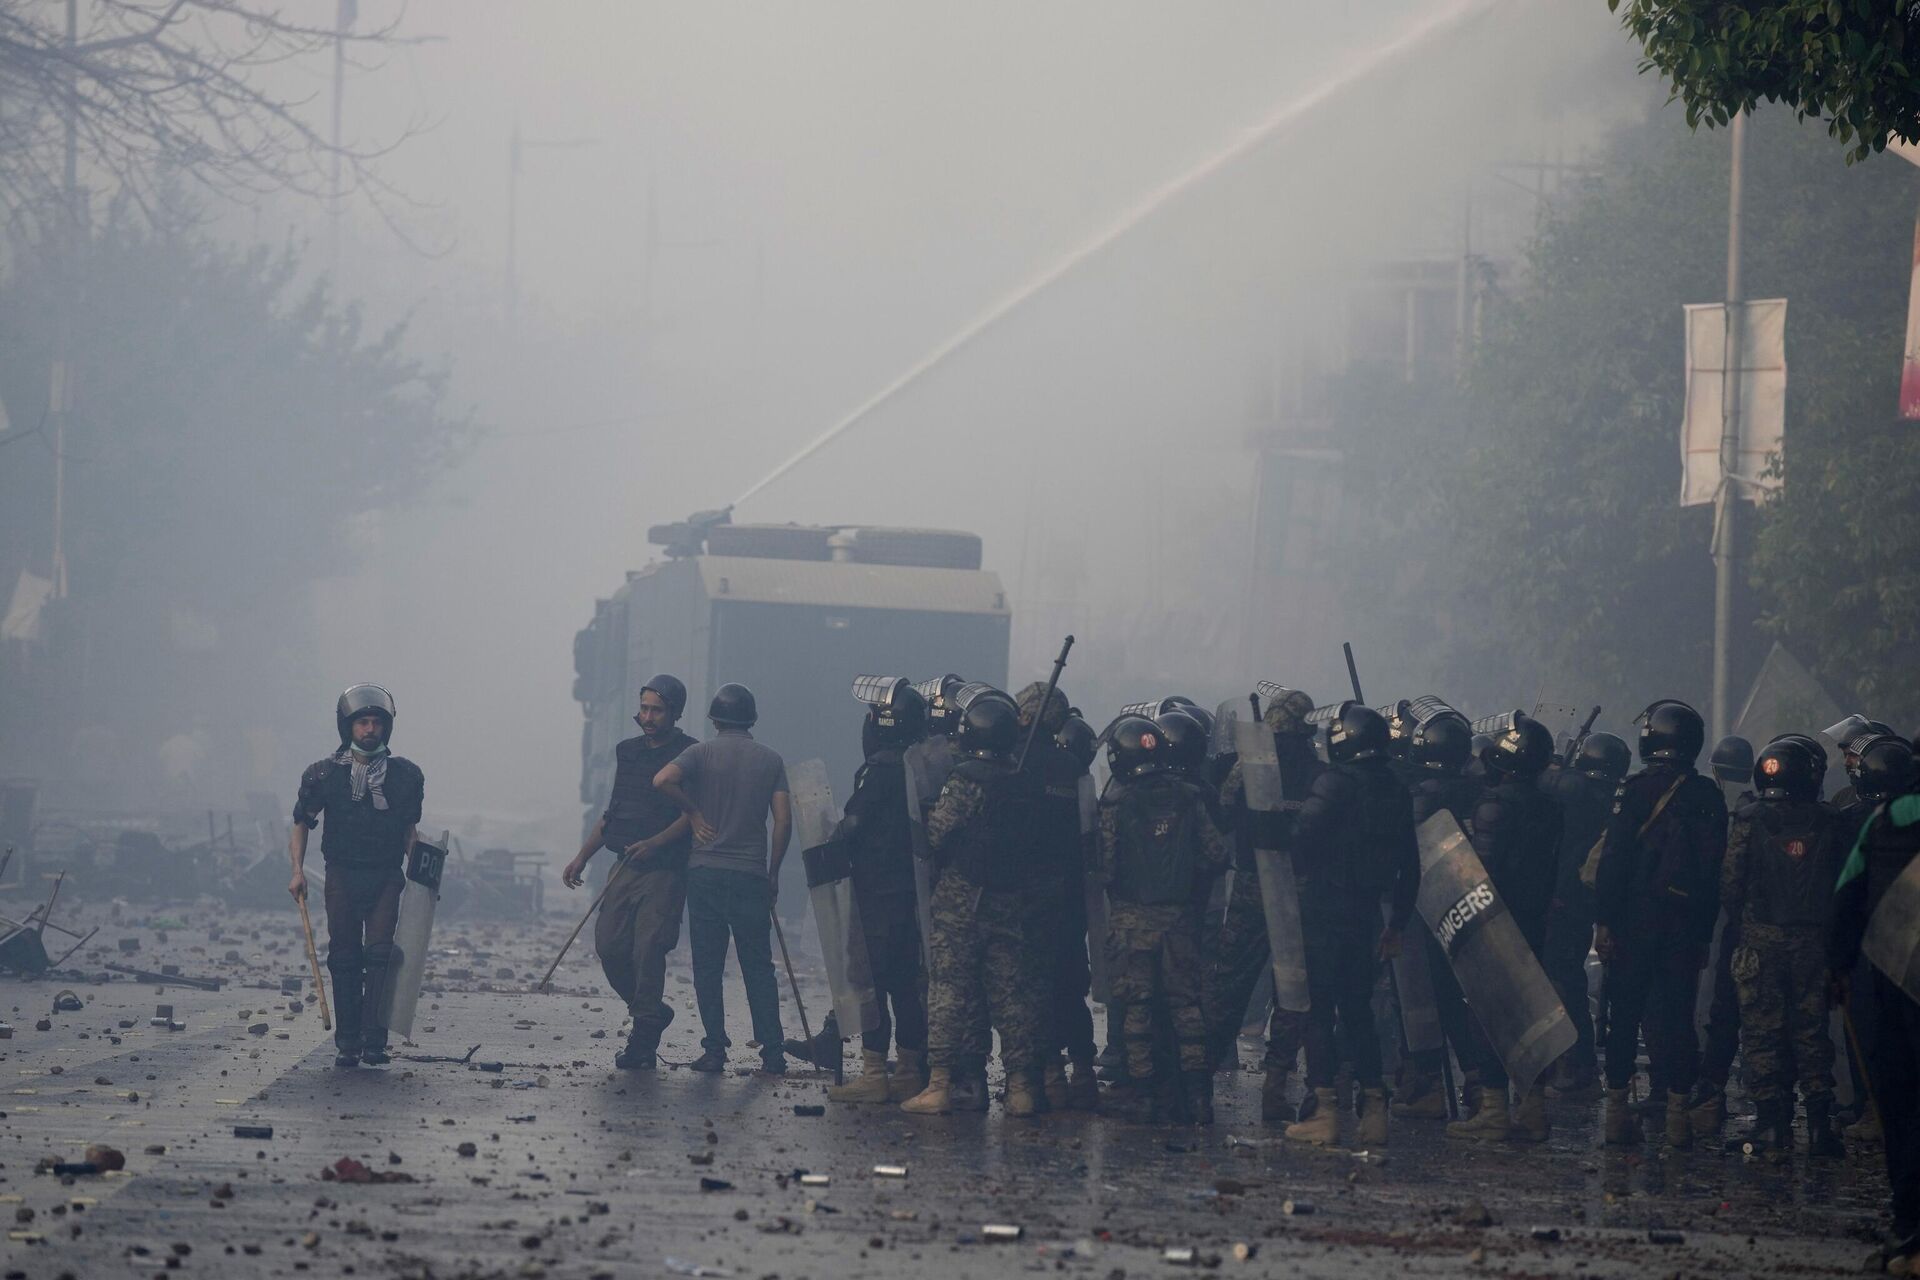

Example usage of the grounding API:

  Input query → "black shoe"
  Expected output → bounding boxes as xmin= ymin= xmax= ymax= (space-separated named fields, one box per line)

xmin=334 ymin=1051 xmax=360 ymax=1069
xmin=756 ymin=1055 xmax=786 ymax=1077
xmin=1183 ymin=1070 xmax=1215 ymax=1126
xmin=689 ymin=1047 xmax=728 ymax=1073
xmin=1806 ymin=1096 xmax=1845 ymax=1160
xmin=359 ymin=1046 xmax=391 ymax=1066
xmin=1107 ymin=1079 xmax=1159 ymax=1124
xmin=615 ymin=1030 xmax=657 ymax=1070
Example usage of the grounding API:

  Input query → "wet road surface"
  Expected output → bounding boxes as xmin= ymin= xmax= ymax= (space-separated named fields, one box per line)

xmin=0 ymin=904 xmax=1893 ymax=1278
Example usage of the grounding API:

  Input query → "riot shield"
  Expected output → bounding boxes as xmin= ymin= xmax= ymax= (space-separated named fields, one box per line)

xmin=1385 ymin=902 xmax=1445 ymax=1054
xmin=1414 ymin=811 xmax=1574 ymax=1095
xmin=801 ymin=840 xmax=881 ymax=1036
xmin=902 ymin=735 xmax=956 ymax=969
xmin=1864 ymin=850 xmax=1920 ymax=1004
xmin=787 ymin=758 xmax=839 ymax=854
xmin=380 ymin=837 xmax=447 ymax=1038
xmin=1233 ymin=716 xmax=1311 ymax=1013
xmin=1823 ymin=714 xmax=1872 ymax=749
xmin=1210 ymin=698 xmax=1243 ymax=759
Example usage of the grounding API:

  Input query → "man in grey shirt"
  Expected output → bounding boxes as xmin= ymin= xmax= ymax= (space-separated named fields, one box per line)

xmin=655 ymin=682 xmax=793 ymax=1074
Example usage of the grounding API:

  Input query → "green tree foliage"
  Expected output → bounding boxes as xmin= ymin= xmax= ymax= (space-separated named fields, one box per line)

xmin=1334 ymin=106 xmax=1920 ymax=728
xmin=1610 ymin=0 xmax=1920 ymax=162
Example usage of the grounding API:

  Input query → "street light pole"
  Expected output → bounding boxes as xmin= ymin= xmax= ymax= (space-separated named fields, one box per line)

xmin=1711 ymin=112 xmax=1747 ymax=742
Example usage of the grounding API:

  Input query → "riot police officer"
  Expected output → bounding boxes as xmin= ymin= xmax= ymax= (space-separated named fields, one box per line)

xmin=1447 ymin=715 xmax=1564 ymax=1142
xmin=1593 ymin=700 xmax=1728 ymax=1149
xmin=1097 ymin=716 xmax=1231 ymax=1123
xmin=289 ymin=685 xmax=426 ymax=1068
xmin=1018 ymin=680 xmax=1100 ymax=1110
xmin=1688 ymin=734 xmax=1759 ymax=1131
xmin=1204 ymin=689 xmax=1323 ymax=1125
xmin=1720 ymin=736 xmax=1850 ymax=1158
xmin=1538 ymin=731 xmax=1629 ymax=1098
xmin=1284 ymin=703 xmax=1419 ymax=1147
xmin=826 ymin=681 xmax=931 ymax=1103
xmin=904 ymin=692 xmax=1047 ymax=1117
xmin=1390 ymin=710 xmax=1481 ymax=1119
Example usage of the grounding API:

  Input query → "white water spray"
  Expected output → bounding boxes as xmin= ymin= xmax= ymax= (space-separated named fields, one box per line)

xmin=732 ymin=0 xmax=1506 ymax=511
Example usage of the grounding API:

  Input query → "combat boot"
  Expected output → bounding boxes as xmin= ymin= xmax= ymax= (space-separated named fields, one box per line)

xmin=900 ymin=1067 xmax=953 ymax=1115
xmin=1284 ymin=1087 xmax=1341 ymax=1145
xmin=1355 ymin=1087 xmax=1389 ymax=1147
xmin=1686 ymin=1080 xmax=1726 ymax=1137
xmin=1750 ymin=1097 xmax=1793 ymax=1161
xmin=1042 ymin=1060 xmax=1070 ymax=1111
xmin=1512 ymin=1083 xmax=1550 ymax=1142
xmin=1603 ymin=1087 xmax=1641 ymax=1146
xmin=1447 ymin=1088 xmax=1511 ymax=1141
xmin=1261 ymin=1068 xmax=1294 ymax=1126
xmin=1391 ymin=1073 xmax=1449 ymax=1119
xmin=1806 ymin=1095 xmax=1845 ymax=1160
xmin=829 ymin=1050 xmax=893 ymax=1104
xmin=950 ymin=1060 xmax=990 ymax=1113
xmin=1066 ymin=1058 xmax=1099 ymax=1110
xmin=1183 ymin=1071 xmax=1215 ymax=1126
xmin=1004 ymin=1071 xmax=1041 ymax=1118
xmin=1845 ymin=1103 xmax=1882 ymax=1145
xmin=1664 ymin=1089 xmax=1693 ymax=1149
xmin=1107 ymin=1078 xmax=1158 ymax=1123
xmin=886 ymin=1048 xmax=927 ymax=1103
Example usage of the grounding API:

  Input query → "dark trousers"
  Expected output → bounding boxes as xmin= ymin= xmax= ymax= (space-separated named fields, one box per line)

xmin=859 ymin=890 xmax=928 ymax=1056
xmin=1543 ymin=908 xmax=1599 ymax=1073
xmin=1203 ymin=866 xmax=1308 ymax=1071
xmin=1868 ymin=970 xmax=1920 ymax=1238
xmin=323 ymin=861 xmax=404 ymax=1054
xmin=687 ymin=866 xmax=784 ymax=1059
xmin=1042 ymin=881 xmax=1097 ymax=1062
xmin=1303 ymin=899 xmax=1383 ymax=1089
xmin=1602 ymin=939 xmax=1702 ymax=1094
xmin=1699 ymin=914 xmax=1742 ymax=1087
xmin=592 ymin=861 xmax=687 ymax=1041
xmin=1845 ymin=950 xmax=1880 ymax=1112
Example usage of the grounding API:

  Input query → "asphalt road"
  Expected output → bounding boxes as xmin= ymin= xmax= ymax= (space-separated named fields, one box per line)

xmin=0 ymin=902 xmax=1895 ymax=1279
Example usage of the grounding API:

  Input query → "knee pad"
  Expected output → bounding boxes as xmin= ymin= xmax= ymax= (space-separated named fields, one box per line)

xmin=364 ymin=942 xmax=399 ymax=970
xmin=327 ymin=948 xmax=364 ymax=977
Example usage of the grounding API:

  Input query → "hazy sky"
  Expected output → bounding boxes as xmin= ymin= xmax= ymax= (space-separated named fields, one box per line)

xmin=248 ymin=0 xmax=1638 ymax=836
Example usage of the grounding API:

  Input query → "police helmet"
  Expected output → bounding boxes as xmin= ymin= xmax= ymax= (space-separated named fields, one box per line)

xmin=1571 ymin=732 xmax=1631 ymax=784
xmin=867 ymin=683 xmax=928 ymax=748
xmin=1378 ymin=700 xmax=1415 ymax=758
xmin=1753 ymin=736 xmax=1822 ymax=802
xmin=1487 ymin=714 xmax=1554 ymax=777
xmin=1854 ymin=737 xmax=1918 ymax=802
xmin=1154 ymin=710 xmax=1208 ymax=776
xmin=1409 ymin=712 xmax=1473 ymax=774
xmin=1636 ymin=700 xmax=1705 ymax=765
xmin=956 ymin=696 xmax=1020 ymax=760
xmin=708 ymin=683 xmax=758 ymax=728
xmin=1326 ymin=701 xmax=1390 ymax=764
xmin=337 ymin=683 xmax=396 ymax=749
xmin=1106 ymin=715 xmax=1166 ymax=780
xmin=1708 ymin=734 xmax=1754 ymax=785
xmin=639 ymin=674 xmax=688 ymax=722
xmin=1056 ymin=713 xmax=1098 ymax=771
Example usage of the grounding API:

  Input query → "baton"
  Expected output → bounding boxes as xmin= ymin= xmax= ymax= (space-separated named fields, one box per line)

xmin=1342 ymin=641 xmax=1364 ymax=704
xmin=1015 ymin=635 xmax=1075 ymax=771
xmin=770 ymin=907 xmax=814 ymax=1048
xmin=296 ymin=892 xmax=332 ymax=1032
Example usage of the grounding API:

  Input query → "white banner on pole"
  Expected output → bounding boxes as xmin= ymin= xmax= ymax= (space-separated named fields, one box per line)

xmin=1680 ymin=299 xmax=1787 ymax=507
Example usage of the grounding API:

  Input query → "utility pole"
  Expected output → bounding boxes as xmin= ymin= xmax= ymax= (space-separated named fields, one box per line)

xmin=1711 ymin=113 xmax=1747 ymax=742
xmin=51 ymin=0 xmax=79 ymax=601
xmin=328 ymin=0 xmax=353 ymax=279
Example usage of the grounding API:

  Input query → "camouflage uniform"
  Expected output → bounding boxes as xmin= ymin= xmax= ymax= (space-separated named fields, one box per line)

xmin=1098 ymin=776 xmax=1232 ymax=1079
xmin=1721 ymin=798 xmax=1847 ymax=1106
xmin=924 ymin=769 xmax=1042 ymax=1074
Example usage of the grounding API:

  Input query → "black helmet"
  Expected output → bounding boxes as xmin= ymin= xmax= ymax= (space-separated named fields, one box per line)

xmin=639 ymin=673 xmax=688 ymax=722
xmin=1571 ymin=732 xmax=1631 ymax=784
xmin=1378 ymin=700 xmax=1415 ymax=758
xmin=1154 ymin=710 xmax=1208 ymax=776
xmin=1842 ymin=722 xmax=1902 ymax=775
xmin=1326 ymin=701 xmax=1390 ymax=764
xmin=1855 ymin=737 xmax=1918 ymax=802
xmin=1409 ymin=712 xmax=1473 ymax=775
xmin=1056 ymin=713 xmax=1098 ymax=770
xmin=916 ymin=674 xmax=965 ymax=736
xmin=708 ymin=683 xmax=758 ymax=728
xmin=1637 ymin=700 xmax=1705 ymax=765
xmin=337 ymin=683 xmax=396 ymax=749
xmin=1777 ymin=732 xmax=1831 ymax=778
xmin=1753 ymin=736 xmax=1821 ymax=802
xmin=955 ymin=696 xmax=1020 ymax=760
xmin=1107 ymin=715 xmax=1166 ymax=780
xmin=853 ymin=676 xmax=928 ymax=749
xmin=1487 ymin=714 xmax=1554 ymax=777
xmin=1708 ymin=734 xmax=1754 ymax=785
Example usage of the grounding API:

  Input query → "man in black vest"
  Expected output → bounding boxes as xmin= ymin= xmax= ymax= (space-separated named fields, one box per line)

xmin=289 ymin=685 xmax=425 ymax=1068
xmin=563 ymin=675 xmax=697 ymax=1070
